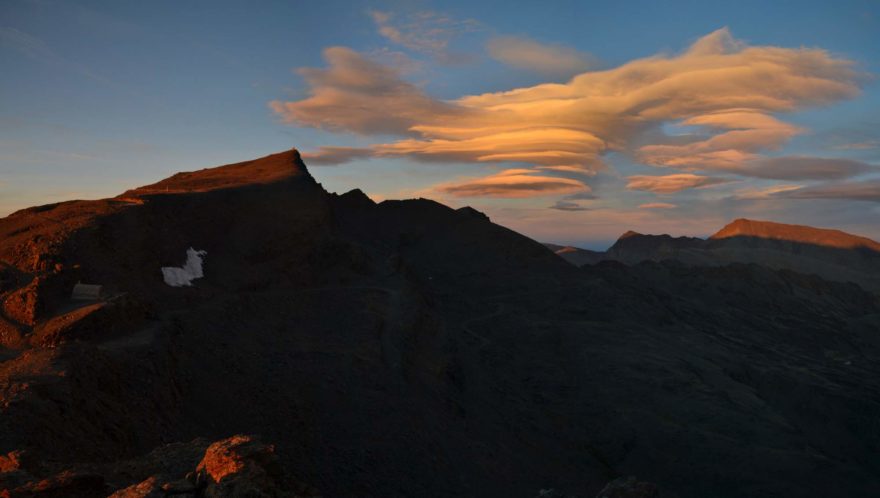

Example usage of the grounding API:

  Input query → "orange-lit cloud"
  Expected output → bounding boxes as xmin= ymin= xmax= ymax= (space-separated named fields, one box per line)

xmin=275 ymin=28 xmax=863 ymax=197
xmin=438 ymin=169 xmax=590 ymax=198
xmin=626 ymin=173 xmax=731 ymax=193
xmin=487 ymin=36 xmax=596 ymax=77
xmin=637 ymin=112 xmax=804 ymax=170
xmin=639 ymin=202 xmax=677 ymax=209
xmin=269 ymin=47 xmax=463 ymax=135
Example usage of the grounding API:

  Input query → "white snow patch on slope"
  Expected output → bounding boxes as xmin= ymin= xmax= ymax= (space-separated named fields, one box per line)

xmin=162 ymin=248 xmax=207 ymax=287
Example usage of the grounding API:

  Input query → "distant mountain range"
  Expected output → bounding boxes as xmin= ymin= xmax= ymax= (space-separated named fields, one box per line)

xmin=2 ymin=150 xmax=879 ymax=498
xmin=546 ymin=219 xmax=880 ymax=292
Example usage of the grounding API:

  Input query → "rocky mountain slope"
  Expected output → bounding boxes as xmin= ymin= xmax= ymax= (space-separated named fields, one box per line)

xmin=547 ymin=220 xmax=880 ymax=292
xmin=2 ymin=149 xmax=879 ymax=497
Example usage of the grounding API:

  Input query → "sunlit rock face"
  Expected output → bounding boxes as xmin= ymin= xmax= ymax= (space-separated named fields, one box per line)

xmin=1 ymin=149 xmax=879 ymax=498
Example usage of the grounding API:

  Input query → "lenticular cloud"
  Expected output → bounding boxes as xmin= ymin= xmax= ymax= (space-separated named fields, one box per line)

xmin=272 ymin=28 xmax=864 ymax=197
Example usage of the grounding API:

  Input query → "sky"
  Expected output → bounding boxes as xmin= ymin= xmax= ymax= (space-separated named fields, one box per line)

xmin=2 ymin=0 xmax=879 ymax=249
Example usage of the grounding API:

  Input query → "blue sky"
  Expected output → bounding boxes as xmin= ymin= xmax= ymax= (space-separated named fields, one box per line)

xmin=2 ymin=0 xmax=878 ymax=248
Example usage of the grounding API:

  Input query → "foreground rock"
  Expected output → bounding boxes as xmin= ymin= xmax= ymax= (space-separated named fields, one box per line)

xmin=0 ymin=435 xmax=317 ymax=498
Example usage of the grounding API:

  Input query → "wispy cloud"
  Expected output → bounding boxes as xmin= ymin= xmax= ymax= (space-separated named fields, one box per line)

xmin=369 ymin=10 xmax=479 ymax=62
xmin=735 ymin=156 xmax=877 ymax=180
xmin=832 ymin=140 xmax=879 ymax=150
xmin=731 ymin=184 xmax=804 ymax=200
xmin=639 ymin=202 xmax=678 ymax=209
xmin=626 ymin=174 xmax=732 ymax=193
xmin=0 ymin=27 xmax=113 ymax=84
xmin=487 ymin=36 xmax=596 ymax=77
xmin=549 ymin=200 xmax=591 ymax=211
xmin=776 ymin=179 xmax=880 ymax=202
xmin=437 ymin=169 xmax=590 ymax=198
xmin=301 ymin=146 xmax=375 ymax=165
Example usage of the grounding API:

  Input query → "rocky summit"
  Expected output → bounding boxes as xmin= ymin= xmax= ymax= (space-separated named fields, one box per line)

xmin=2 ymin=150 xmax=880 ymax=497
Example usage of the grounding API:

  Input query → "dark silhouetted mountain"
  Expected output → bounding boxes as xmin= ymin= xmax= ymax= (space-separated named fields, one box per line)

xmin=547 ymin=219 xmax=880 ymax=291
xmin=2 ymin=150 xmax=880 ymax=498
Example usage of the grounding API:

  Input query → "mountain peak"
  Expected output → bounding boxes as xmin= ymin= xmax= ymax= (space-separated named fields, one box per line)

xmin=619 ymin=230 xmax=643 ymax=240
xmin=120 ymin=148 xmax=313 ymax=198
xmin=710 ymin=218 xmax=880 ymax=252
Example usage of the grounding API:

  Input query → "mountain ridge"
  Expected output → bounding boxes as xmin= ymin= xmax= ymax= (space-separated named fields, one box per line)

xmin=710 ymin=218 xmax=880 ymax=252
xmin=3 ymin=149 xmax=880 ymax=498
xmin=547 ymin=219 xmax=880 ymax=291
xmin=119 ymin=149 xmax=314 ymax=198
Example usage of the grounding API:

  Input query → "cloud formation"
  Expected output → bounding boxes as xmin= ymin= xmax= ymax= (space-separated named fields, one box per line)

xmin=487 ymin=36 xmax=596 ymax=77
xmin=301 ymin=146 xmax=375 ymax=165
xmin=269 ymin=47 xmax=462 ymax=135
xmin=778 ymin=179 xmax=880 ymax=202
xmin=438 ymin=169 xmax=590 ymax=198
xmin=731 ymin=184 xmax=804 ymax=200
xmin=550 ymin=200 xmax=591 ymax=211
xmin=832 ymin=140 xmax=879 ymax=150
xmin=626 ymin=174 xmax=731 ymax=193
xmin=639 ymin=202 xmax=678 ymax=209
xmin=738 ymin=156 xmax=876 ymax=180
xmin=637 ymin=112 xmax=804 ymax=170
xmin=369 ymin=10 xmax=478 ymax=61
xmin=274 ymin=28 xmax=863 ymax=197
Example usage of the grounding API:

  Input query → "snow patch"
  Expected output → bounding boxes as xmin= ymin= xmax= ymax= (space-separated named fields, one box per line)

xmin=162 ymin=248 xmax=207 ymax=287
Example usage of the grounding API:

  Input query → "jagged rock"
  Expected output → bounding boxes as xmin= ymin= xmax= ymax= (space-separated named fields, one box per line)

xmin=0 ymin=470 xmax=104 ymax=498
xmin=0 ymin=452 xmax=25 ymax=474
xmin=2 ymin=279 xmax=43 ymax=327
xmin=106 ymin=476 xmax=164 ymax=498
xmin=0 ymin=317 xmax=25 ymax=349
xmin=195 ymin=435 xmax=316 ymax=498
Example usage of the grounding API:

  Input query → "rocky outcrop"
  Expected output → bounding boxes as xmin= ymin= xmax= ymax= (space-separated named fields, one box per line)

xmin=194 ymin=435 xmax=317 ymax=497
xmin=0 ymin=435 xmax=317 ymax=498
xmin=1 ymin=470 xmax=105 ymax=498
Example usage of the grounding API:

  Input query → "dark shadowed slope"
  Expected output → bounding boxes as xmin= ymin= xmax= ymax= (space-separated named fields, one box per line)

xmin=544 ymin=244 xmax=606 ymax=267
xmin=2 ymin=150 xmax=880 ymax=498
